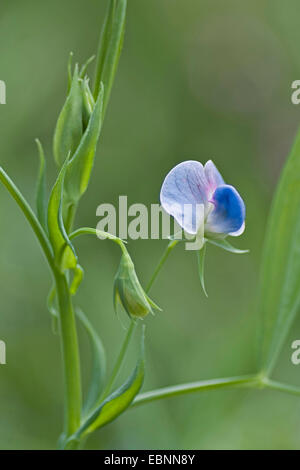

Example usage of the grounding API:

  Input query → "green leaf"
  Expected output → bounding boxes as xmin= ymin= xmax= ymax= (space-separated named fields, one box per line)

xmin=93 ymin=0 xmax=127 ymax=114
xmin=259 ymin=126 xmax=300 ymax=375
xmin=53 ymin=64 xmax=83 ymax=167
xmin=35 ymin=139 xmax=47 ymax=230
xmin=67 ymin=52 xmax=74 ymax=92
xmin=206 ymin=238 xmax=249 ymax=254
xmin=79 ymin=55 xmax=96 ymax=80
xmin=76 ymin=308 xmax=106 ymax=417
xmin=47 ymin=155 xmax=77 ymax=271
xmin=64 ymin=83 xmax=104 ymax=204
xmin=76 ymin=326 xmax=145 ymax=437
xmin=197 ymin=244 xmax=208 ymax=297
xmin=93 ymin=0 xmax=116 ymax=99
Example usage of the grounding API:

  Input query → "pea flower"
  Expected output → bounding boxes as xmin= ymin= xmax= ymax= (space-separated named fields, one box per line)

xmin=160 ymin=160 xmax=246 ymax=250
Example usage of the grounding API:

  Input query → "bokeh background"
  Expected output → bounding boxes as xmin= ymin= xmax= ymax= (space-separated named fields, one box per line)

xmin=1 ymin=0 xmax=300 ymax=450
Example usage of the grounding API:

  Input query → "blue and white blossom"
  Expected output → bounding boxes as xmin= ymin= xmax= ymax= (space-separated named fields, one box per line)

xmin=160 ymin=160 xmax=245 ymax=248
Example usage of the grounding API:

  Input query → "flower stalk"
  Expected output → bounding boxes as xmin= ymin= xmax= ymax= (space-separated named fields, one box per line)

xmin=54 ymin=270 xmax=82 ymax=437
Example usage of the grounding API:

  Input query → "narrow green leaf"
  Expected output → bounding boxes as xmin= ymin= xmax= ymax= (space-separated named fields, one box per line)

xmin=76 ymin=308 xmax=107 ymax=417
xmin=259 ymin=126 xmax=300 ymax=375
xmin=93 ymin=0 xmax=116 ymax=99
xmin=53 ymin=64 xmax=83 ymax=167
xmin=47 ymin=155 xmax=77 ymax=271
xmin=76 ymin=326 xmax=145 ymax=437
xmin=94 ymin=0 xmax=127 ymax=114
xmin=64 ymin=83 xmax=104 ymax=204
xmin=206 ymin=238 xmax=249 ymax=254
xmin=197 ymin=244 xmax=208 ymax=297
xmin=79 ymin=55 xmax=96 ymax=79
xmin=67 ymin=52 xmax=74 ymax=92
xmin=35 ymin=139 xmax=47 ymax=230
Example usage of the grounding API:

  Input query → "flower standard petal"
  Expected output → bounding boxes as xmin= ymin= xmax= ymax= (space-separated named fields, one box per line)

xmin=205 ymin=184 xmax=245 ymax=235
xmin=204 ymin=160 xmax=225 ymax=197
xmin=160 ymin=160 xmax=208 ymax=234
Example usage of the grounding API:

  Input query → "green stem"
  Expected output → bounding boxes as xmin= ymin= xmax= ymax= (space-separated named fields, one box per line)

xmin=55 ymin=270 xmax=82 ymax=437
xmin=70 ymin=227 xmax=127 ymax=254
xmin=101 ymin=320 xmax=136 ymax=399
xmin=93 ymin=0 xmax=116 ymax=99
xmin=65 ymin=203 xmax=77 ymax=234
xmin=263 ymin=378 xmax=300 ymax=397
xmin=131 ymin=373 xmax=300 ymax=408
xmin=0 ymin=167 xmax=82 ymax=441
xmin=146 ymin=240 xmax=179 ymax=291
xmin=93 ymin=0 xmax=127 ymax=114
xmin=132 ymin=374 xmax=259 ymax=407
xmin=0 ymin=167 xmax=54 ymax=272
xmin=103 ymin=240 xmax=179 ymax=396
xmin=70 ymin=226 xmax=132 ymax=399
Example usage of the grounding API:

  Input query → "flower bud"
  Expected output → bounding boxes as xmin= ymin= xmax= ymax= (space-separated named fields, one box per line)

xmin=113 ymin=253 xmax=160 ymax=319
xmin=64 ymin=82 xmax=104 ymax=205
xmin=53 ymin=64 xmax=83 ymax=167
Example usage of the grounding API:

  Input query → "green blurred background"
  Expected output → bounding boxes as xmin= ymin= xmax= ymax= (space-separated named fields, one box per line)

xmin=1 ymin=0 xmax=300 ymax=450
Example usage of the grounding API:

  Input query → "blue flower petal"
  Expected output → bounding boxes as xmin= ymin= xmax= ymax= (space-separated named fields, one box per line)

xmin=230 ymin=221 xmax=245 ymax=237
xmin=160 ymin=161 xmax=208 ymax=234
xmin=206 ymin=185 xmax=245 ymax=234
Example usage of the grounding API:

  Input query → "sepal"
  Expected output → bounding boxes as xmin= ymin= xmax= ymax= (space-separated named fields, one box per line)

xmin=197 ymin=243 xmax=208 ymax=297
xmin=206 ymin=237 xmax=249 ymax=254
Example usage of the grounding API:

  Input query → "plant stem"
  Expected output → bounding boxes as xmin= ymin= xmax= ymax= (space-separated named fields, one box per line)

xmin=103 ymin=240 xmax=179 ymax=397
xmin=0 ymin=167 xmax=54 ymax=272
xmin=0 ymin=167 xmax=82 ymax=440
xmin=132 ymin=374 xmax=259 ymax=407
xmin=131 ymin=374 xmax=300 ymax=408
xmin=93 ymin=0 xmax=127 ymax=114
xmin=70 ymin=227 xmax=127 ymax=254
xmin=55 ymin=270 xmax=82 ymax=437
xmin=101 ymin=320 xmax=136 ymax=399
xmin=65 ymin=203 xmax=76 ymax=234
xmin=146 ymin=240 xmax=179 ymax=291
xmin=263 ymin=378 xmax=300 ymax=397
